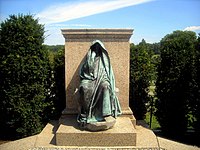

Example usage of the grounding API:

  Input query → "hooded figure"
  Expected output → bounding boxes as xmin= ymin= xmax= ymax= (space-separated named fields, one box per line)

xmin=78 ymin=40 xmax=121 ymax=130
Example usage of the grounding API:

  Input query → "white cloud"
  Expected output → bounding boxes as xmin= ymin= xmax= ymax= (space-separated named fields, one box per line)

xmin=43 ymin=23 xmax=92 ymax=45
xmin=47 ymin=23 xmax=91 ymax=27
xmin=37 ymin=0 xmax=152 ymax=24
xmin=39 ymin=0 xmax=153 ymax=45
xmin=44 ymin=33 xmax=64 ymax=45
xmin=184 ymin=26 xmax=200 ymax=31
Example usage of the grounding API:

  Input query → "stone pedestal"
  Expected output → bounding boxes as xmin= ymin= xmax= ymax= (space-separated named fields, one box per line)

xmin=56 ymin=117 xmax=136 ymax=146
xmin=62 ymin=29 xmax=135 ymax=121
xmin=56 ymin=29 xmax=137 ymax=146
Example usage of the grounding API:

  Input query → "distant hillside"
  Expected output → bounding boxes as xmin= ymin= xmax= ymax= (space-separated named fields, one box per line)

xmin=44 ymin=45 xmax=64 ymax=52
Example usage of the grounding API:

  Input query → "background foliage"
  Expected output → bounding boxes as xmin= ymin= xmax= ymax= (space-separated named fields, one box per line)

xmin=155 ymin=30 xmax=198 ymax=136
xmin=129 ymin=39 xmax=158 ymax=120
xmin=50 ymin=47 xmax=66 ymax=119
xmin=192 ymin=34 xmax=200 ymax=132
xmin=0 ymin=14 xmax=52 ymax=138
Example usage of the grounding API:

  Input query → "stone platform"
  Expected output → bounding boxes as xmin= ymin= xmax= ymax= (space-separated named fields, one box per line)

xmin=56 ymin=117 xmax=136 ymax=146
xmin=1 ymin=119 xmax=198 ymax=150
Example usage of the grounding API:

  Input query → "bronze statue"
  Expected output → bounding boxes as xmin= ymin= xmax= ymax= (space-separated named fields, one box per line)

xmin=78 ymin=40 xmax=121 ymax=131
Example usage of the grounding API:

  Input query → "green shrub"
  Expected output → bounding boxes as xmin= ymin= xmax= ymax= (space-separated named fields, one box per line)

xmin=192 ymin=34 xmax=200 ymax=132
xmin=0 ymin=14 xmax=52 ymax=138
xmin=130 ymin=40 xmax=155 ymax=120
xmin=52 ymin=48 xmax=66 ymax=119
xmin=155 ymin=30 xmax=197 ymax=136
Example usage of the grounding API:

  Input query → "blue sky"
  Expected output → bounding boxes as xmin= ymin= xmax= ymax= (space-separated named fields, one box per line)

xmin=0 ymin=0 xmax=200 ymax=45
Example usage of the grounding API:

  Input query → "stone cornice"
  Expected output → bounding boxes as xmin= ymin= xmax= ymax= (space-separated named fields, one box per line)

xmin=61 ymin=29 xmax=133 ymax=42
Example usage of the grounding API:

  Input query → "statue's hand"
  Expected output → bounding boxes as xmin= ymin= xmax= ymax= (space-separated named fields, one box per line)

xmin=89 ymin=72 xmax=96 ymax=80
xmin=90 ymin=72 xmax=93 ymax=76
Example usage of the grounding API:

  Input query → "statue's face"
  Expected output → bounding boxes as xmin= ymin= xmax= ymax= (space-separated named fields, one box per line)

xmin=91 ymin=43 xmax=102 ymax=56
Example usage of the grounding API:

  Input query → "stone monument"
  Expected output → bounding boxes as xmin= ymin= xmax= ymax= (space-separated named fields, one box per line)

xmin=56 ymin=29 xmax=137 ymax=146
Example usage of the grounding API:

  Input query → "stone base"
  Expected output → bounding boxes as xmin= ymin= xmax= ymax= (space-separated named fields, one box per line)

xmin=61 ymin=107 xmax=137 ymax=128
xmin=121 ymin=108 xmax=136 ymax=128
xmin=85 ymin=116 xmax=116 ymax=131
xmin=56 ymin=116 xmax=136 ymax=146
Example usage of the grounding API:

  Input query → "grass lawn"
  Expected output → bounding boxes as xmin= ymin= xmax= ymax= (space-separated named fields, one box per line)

xmin=145 ymin=112 xmax=160 ymax=130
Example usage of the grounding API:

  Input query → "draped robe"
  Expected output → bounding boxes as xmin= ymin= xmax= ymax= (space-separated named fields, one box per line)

xmin=78 ymin=40 xmax=121 ymax=125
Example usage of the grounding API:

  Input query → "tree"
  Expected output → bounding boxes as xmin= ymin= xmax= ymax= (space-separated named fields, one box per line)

xmin=45 ymin=45 xmax=64 ymax=52
xmin=192 ymin=33 xmax=200 ymax=132
xmin=0 ymin=14 xmax=52 ymax=138
xmin=155 ymin=30 xmax=197 ymax=136
xmin=43 ymin=45 xmax=66 ymax=119
xmin=130 ymin=39 xmax=154 ymax=119
xmin=52 ymin=48 xmax=66 ymax=118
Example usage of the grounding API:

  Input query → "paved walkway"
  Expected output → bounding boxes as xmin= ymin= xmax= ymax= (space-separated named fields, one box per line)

xmin=0 ymin=120 xmax=199 ymax=150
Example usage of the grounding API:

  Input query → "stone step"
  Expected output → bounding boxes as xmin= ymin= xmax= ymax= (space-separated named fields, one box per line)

xmin=31 ymin=146 xmax=165 ymax=150
xmin=56 ymin=117 xmax=137 ymax=146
